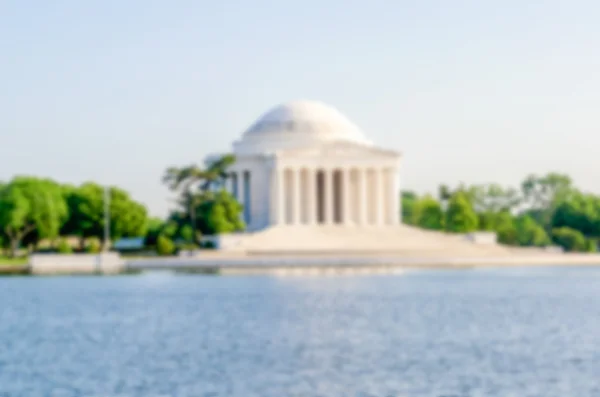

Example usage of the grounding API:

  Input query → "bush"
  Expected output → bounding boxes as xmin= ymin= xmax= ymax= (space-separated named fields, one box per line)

xmin=551 ymin=227 xmax=587 ymax=252
xmin=86 ymin=238 xmax=102 ymax=253
xmin=156 ymin=234 xmax=175 ymax=256
xmin=586 ymin=238 xmax=597 ymax=253
xmin=57 ymin=239 xmax=73 ymax=254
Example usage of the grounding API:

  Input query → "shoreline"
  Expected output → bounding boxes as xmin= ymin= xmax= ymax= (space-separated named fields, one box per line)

xmin=4 ymin=252 xmax=600 ymax=276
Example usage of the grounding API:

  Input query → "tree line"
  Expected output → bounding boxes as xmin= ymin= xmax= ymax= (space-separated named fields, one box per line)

xmin=0 ymin=177 xmax=149 ymax=257
xmin=0 ymin=155 xmax=244 ymax=257
xmin=1 ymin=160 xmax=598 ymax=257
xmin=402 ymin=172 xmax=599 ymax=252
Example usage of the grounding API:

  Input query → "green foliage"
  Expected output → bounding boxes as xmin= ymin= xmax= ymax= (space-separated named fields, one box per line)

xmin=445 ymin=192 xmax=479 ymax=233
xmin=401 ymin=191 xmax=418 ymax=225
xmin=585 ymin=239 xmax=597 ymax=253
xmin=163 ymin=154 xmax=240 ymax=240
xmin=551 ymin=190 xmax=600 ymax=236
xmin=62 ymin=182 xmax=148 ymax=241
xmin=0 ymin=177 xmax=69 ymax=256
xmin=85 ymin=237 xmax=102 ymax=253
xmin=515 ymin=216 xmax=550 ymax=247
xmin=179 ymin=224 xmax=195 ymax=243
xmin=57 ymin=239 xmax=73 ymax=254
xmin=156 ymin=234 xmax=176 ymax=256
xmin=411 ymin=195 xmax=444 ymax=230
xmin=552 ymin=227 xmax=587 ymax=252
xmin=521 ymin=173 xmax=572 ymax=227
xmin=197 ymin=190 xmax=245 ymax=235
xmin=144 ymin=217 xmax=167 ymax=246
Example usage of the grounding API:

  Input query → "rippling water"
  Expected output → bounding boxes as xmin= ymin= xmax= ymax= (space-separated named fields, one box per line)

xmin=1 ymin=267 xmax=600 ymax=396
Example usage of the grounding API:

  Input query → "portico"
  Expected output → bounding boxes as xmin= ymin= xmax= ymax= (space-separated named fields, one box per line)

xmin=269 ymin=165 xmax=399 ymax=226
xmin=214 ymin=100 xmax=402 ymax=231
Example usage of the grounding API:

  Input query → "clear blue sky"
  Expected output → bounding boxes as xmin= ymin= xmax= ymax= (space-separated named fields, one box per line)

xmin=1 ymin=0 xmax=598 ymax=217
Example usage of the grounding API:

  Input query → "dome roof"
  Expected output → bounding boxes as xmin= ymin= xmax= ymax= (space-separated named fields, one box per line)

xmin=233 ymin=100 xmax=372 ymax=155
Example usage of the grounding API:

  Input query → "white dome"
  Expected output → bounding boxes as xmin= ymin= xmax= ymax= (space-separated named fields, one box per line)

xmin=233 ymin=100 xmax=372 ymax=155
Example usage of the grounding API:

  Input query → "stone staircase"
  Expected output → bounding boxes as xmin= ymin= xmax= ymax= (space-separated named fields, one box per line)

xmin=230 ymin=224 xmax=524 ymax=257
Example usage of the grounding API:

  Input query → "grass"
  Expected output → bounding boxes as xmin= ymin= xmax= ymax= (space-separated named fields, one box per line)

xmin=0 ymin=256 xmax=28 ymax=266
xmin=0 ymin=256 xmax=29 ymax=276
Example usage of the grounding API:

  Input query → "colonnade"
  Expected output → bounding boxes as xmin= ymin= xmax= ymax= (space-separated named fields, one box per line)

xmin=270 ymin=166 xmax=399 ymax=226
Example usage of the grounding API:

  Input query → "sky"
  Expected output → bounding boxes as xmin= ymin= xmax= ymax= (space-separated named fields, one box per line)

xmin=1 ymin=0 xmax=599 ymax=217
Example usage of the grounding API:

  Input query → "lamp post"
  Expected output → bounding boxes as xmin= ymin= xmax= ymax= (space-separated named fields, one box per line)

xmin=103 ymin=185 xmax=110 ymax=252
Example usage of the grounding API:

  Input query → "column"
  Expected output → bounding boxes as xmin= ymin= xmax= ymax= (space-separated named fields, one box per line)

xmin=396 ymin=167 xmax=402 ymax=224
xmin=324 ymin=168 xmax=333 ymax=224
xmin=277 ymin=167 xmax=285 ymax=225
xmin=390 ymin=168 xmax=400 ymax=225
xmin=269 ymin=166 xmax=277 ymax=225
xmin=292 ymin=168 xmax=301 ymax=225
xmin=307 ymin=168 xmax=316 ymax=224
xmin=244 ymin=171 xmax=252 ymax=226
xmin=342 ymin=168 xmax=352 ymax=225
xmin=230 ymin=172 xmax=238 ymax=200
xmin=358 ymin=168 xmax=368 ymax=225
xmin=237 ymin=170 xmax=245 ymax=224
xmin=375 ymin=168 xmax=384 ymax=225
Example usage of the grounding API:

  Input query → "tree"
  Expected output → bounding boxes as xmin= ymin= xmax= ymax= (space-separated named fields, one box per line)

xmin=445 ymin=192 xmax=479 ymax=233
xmin=156 ymin=234 xmax=176 ymax=256
xmin=0 ymin=177 xmax=68 ymax=257
xmin=490 ymin=211 xmax=519 ymax=245
xmin=401 ymin=191 xmax=418 ymax=224
xmin=62 ymin=183 xmax=148 ymax=248
xmin=144 ymin=217 xmax=166 ymax=247
xmin=464 ymin=184 xmax=521 ymax=214
xmin=57 ymin=239 xmax=73 ymax=254
xmin=179 ymin=224 xmax=195 ymax=243
xmin=196 ymin=190 xmax=245 ymax=235
xmin=521 ymin=173 xmax=572 ymax=228
xmin=86 ymin=237 xmax=102 ymax=253
xmin=202 ymin=154 xmax=236 ymax=191
xmin=164 ymin=155 xmax=239 ymax=239
xmin=552 ymin=227 xmax=587 ymax=252
xmin=411 ymin=195 xmax=444 ymax=230
xmin=515 ymin=216 xmax=550 ymax=247
xmin=551 ymin=190 xmax=600 ymax=237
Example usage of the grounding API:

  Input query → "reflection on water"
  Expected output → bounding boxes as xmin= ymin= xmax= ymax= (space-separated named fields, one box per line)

xmin=1 ymin=267 xmax=600 ymax=396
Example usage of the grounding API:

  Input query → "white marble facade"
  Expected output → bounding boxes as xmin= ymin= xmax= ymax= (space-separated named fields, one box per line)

xmin=209 ymin=100 xmax=402 ymax=231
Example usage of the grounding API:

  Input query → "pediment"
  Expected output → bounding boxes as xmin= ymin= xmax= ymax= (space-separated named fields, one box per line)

xmin=278 ymin=141 xmax=401 ymax=159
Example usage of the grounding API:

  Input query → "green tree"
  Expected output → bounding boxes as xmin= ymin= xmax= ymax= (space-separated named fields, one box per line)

xmin=411 ymin=195 xmax=444 ymax=230
xmin=463 ymin=184 xmax=521 ymax=214
xmin=62 ymin=183 xmax=148 ymax=248
xmin=585 ymin=239 xmax=597 ymax=253
xmin=85 ymin=237 xmax=102 ymax=253
xmin=552 ymin=227 xmax=587 ymax=252
xmin=0 ymin=177 xmax=68 ymax=257
xmin=491 ymin=211 xmax=519 ymax=245
xmin=179 ymin=224 xmax=195 ymax=243
xmin=196 ymin=190 xmax=245 ymax=235
xmin=202 ymin=154 xmax=236 ymax=191
xmin=401 ymin=191 xmax=418 ymax=225
xmin=551 ymin=190 xmax=600 ymax=237
xmin=156 ymin=234 xmax=176 ymax=256
xmin=514 ymin=216 xmax=550 ymax=247
xmin=57 ymin=238 xmax=73 ymax=254
xmin=163 ymin=154 xmax=237 ymax=241
xmin=143 ymin=217 xmax=166 ymax=247
xmin=445 ymin=192 xmax=479 ymax=233
xmin=521 ymin=173 xmax=572 ymax=228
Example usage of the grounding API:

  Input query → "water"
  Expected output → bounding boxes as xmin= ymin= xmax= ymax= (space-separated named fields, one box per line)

xmin=1 ymin=267 xmax=600 ymax=397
